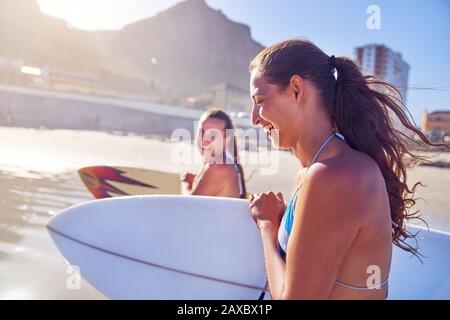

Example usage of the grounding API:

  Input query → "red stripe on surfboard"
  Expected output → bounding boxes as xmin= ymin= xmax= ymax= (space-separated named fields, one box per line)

xmin=79 ymin=166 xmax=158 ymax=199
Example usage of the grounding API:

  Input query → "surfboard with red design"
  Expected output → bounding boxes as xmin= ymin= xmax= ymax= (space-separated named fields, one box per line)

xmin=78 ymin=166 xmax=180 ymax=198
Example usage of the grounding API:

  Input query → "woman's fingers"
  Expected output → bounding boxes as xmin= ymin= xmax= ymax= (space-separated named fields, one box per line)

xmin=259 ymin=191 xmax=284 ymax=203
xmin=248 ymin=193 xmax=260 ymax=208
xmin=250 ymin=191 xmax=283 ymax=203
xmin=180 ymin=172 xmax=196 ymax=184
xmin=275 ymin=192 xmax=284 ymax=203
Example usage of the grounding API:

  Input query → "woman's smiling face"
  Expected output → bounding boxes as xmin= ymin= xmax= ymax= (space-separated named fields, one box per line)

xmin=196 ymin=117 xmax=227 ymax=162
xmin=250 ymin=70 xmax=302 ymax=149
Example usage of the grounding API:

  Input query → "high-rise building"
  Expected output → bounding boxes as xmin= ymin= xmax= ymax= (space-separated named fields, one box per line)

xmin=355 ymin=44 xmax=410 ymax=103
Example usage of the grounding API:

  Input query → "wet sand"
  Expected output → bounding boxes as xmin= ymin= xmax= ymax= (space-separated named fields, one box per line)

xmin=0 ymin=168 xmax=104 ymax=299
xmin=0 ymin=127 xmax=448 ymax=299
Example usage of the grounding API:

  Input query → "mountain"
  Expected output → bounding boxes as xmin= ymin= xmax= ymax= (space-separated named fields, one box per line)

xmin=0 ymin=0 xmax=264 ymax=97
xmin=98 ymin=0 xmax=264 ymax=96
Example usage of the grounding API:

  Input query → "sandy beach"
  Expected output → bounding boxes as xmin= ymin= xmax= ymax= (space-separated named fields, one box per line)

xmin=0 ymin=126 xmax=449 ymax=299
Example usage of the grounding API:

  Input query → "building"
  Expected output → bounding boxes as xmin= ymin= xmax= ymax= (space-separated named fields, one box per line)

xmin=355 ymin=44 xmax=410 ymax=103
xmin=421 ymin=110 xmax=450 ymax=135
xmin=0 ymin=56 xmax=152 ymax=99
xmin=195 ymin=82 xmax=251 ymax=112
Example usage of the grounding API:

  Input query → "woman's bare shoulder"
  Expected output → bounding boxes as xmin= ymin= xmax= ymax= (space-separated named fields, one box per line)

xmin=300 ymin=151 xmax=384 ymax=220
xmin=316 ymin=150 xmax=382 ymax=186
xmin=201 ymin=163 xmax=237 ymax=181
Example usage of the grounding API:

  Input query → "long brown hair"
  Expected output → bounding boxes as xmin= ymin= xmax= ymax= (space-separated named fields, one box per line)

xmin=250 ymin=39 xmax=448 ymax=257
xmin=201 ymin=108 xmax=247 ymax=199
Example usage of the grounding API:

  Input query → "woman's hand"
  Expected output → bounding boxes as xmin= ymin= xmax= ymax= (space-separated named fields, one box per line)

xmin=180 ymin=172 xmax=196 ymax=190
xmin=249 ymin=192 xmax=286 ymax=234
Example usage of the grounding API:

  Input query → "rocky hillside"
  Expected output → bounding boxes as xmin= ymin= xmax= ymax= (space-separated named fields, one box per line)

xmin=0 ymin=0 xmax=264 ymax=97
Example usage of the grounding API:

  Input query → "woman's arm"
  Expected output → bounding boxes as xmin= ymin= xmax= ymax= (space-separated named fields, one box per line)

xmin=258 ymin=222 xmax=287 ymax=299
xmin=261 ymin=167 xmax=306 ymax=296
xmin=249 ymin=192 xmax=286 ymax=299
xmin=180 ymin=172 xmax=196 ymax=194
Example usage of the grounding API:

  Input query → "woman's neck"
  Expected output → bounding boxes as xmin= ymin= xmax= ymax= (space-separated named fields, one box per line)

xmin=203 ymin=150 xmax=231 ymax=165
xmin=291 ymin=125 xmax=338 ymax=168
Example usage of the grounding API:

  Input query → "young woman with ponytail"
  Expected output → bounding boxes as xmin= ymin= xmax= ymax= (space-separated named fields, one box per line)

xmin=181 ymin=109 xmax=247 ymax=199
xmin=248 ymin=39 xmax=447 ymax=299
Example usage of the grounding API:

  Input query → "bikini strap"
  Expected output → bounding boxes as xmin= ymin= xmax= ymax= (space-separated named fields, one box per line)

xmin=298 ymin=131 xmax=340 ymax=190
xmin=335 ymin=276 xmax=389 ymax=291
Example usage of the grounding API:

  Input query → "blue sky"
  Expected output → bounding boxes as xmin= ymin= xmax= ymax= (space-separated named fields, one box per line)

xmin=37 ymin=0 xmax=450 ymax=123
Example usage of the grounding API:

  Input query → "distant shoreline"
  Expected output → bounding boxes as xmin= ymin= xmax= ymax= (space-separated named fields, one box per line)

xmin=0 ymin=84 xmax=253 ymax=138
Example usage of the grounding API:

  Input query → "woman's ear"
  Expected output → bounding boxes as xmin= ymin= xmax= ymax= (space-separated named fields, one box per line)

xmin=290 ymin=75 xmax=304 ymax=104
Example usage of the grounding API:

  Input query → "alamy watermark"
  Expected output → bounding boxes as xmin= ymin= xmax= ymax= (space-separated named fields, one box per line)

xmin=367 ymin=5 xmax=381 ymax=30
xmin=170 ymin=122 xmax=281 ymax=176
xmin=66 ymin=264 xmax=82 ymax=290
xmin=366 ymin=265 xmax=383 ymax=289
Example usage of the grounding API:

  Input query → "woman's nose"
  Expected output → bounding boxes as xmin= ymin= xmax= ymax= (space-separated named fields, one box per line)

xmin=251 ymin=104 xmax=260 ymax=126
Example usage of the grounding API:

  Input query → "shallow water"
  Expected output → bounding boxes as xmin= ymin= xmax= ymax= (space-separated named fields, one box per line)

xmin=0 ymin=166 xmax=104 ymax=299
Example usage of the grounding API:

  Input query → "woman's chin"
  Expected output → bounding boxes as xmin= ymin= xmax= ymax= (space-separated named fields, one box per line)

xmin=271 ymin=140 xmax=290 ymax=150
xmin=268 ymin=130 xmax=283 ymax=149
xmin=201 ymin=150 xmax=216 ymax=162
xmin=269 ymin=137 xmax=290 ymax=150
xmin=270 ymin=139 xmax=280 ymax=149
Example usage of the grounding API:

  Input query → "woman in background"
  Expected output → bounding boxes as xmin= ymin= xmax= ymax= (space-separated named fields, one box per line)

xmin=181 ymin=109 xmax=247 ymax=199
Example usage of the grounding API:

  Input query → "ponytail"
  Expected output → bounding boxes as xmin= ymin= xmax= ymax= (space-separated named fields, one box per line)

xmin=332 ymin=56 xmax=447 ymax=258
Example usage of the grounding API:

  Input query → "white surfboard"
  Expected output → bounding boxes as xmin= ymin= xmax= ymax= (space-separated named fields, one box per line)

xmin=389 ymin=227 xmax=450 ymax=299
xmin=47 ymin=195 xmax=450 ymax=300
xmin=47 ymin=195 xmax=268 ymax=300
